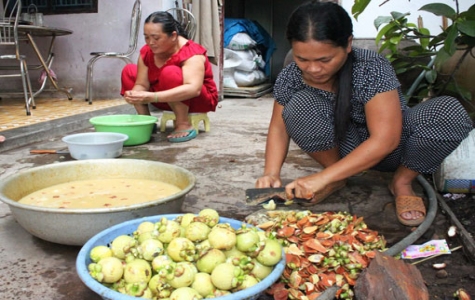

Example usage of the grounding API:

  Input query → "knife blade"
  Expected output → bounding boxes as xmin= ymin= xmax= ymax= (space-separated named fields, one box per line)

xmin=245 ymin=187 xmax=310 ymax=206
xmin=30 ymin=149 xmax=70 ymax=154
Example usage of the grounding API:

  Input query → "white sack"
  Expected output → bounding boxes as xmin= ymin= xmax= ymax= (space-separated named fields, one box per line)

xmin=227 ymin=33 xmax=257 ymax=50
xmin=233 ymin=49 xmax=266 ymax=72
xmin=234 ymin=70 xmax=267 ymax=87
xmin=223 ymin=48 xmax=243 ymax=69
xmin=223 ymin=68 xmax=238 ymax=88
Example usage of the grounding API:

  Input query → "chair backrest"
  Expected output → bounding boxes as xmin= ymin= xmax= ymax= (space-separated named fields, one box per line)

xmin=0 ymin=0 xmax=22 ymax=58
xmin=127 ymin=0 xmax=142 ymax=54
xmin=166 ymin=7 xmax=196 ymax=40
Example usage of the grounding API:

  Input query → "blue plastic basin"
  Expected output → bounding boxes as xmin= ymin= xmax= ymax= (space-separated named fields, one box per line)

xmin=76 ymin=214 xmax=285 ymax=300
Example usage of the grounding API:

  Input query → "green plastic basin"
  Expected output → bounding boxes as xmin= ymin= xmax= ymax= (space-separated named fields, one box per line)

xmin=89 ymin=115 xmax=158 ymax=146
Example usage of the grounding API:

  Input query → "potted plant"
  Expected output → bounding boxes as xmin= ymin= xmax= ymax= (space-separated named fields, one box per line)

xmin=351 ymin=0 xmax=475 ymax=117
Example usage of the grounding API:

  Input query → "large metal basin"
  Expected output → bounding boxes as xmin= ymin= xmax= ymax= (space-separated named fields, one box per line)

xmin=0 ymin=159 xmax=195 ymax=246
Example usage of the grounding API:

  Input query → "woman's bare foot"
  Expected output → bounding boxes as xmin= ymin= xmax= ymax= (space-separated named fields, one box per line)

xmin=0 ymin=135 xmax=5 ymax=143
xmin=167 ymin=124 xmax=195 ymax=139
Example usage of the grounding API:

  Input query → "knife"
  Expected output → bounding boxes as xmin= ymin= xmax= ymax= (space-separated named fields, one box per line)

xmin=30 ymin=149 xmax=70 ymax=154
xmin=245 ymin=187 xmax=310 ymax=206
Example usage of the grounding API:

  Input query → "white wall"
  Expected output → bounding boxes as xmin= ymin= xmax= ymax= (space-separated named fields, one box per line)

xmin=49 ymin=0 xmax=176 ymax=100
xmin=341 ymin=0 xmax=472 ymax=38
xmin=1 ymin=0 xmax=175 ymax=100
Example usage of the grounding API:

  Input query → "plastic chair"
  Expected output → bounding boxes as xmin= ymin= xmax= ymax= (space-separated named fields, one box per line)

xmin=160 ymin=111 xmax=210 ymax=134
xmin=85 ymin=0 xmax=141 ymax=104
xmin=0 ymin=0 xmax=35 ymax=115
xmin=166 ymin=7 xmax=196 ymax=40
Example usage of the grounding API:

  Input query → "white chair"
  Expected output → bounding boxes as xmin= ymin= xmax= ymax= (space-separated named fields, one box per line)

xmin=166 ymin=7 xmax=196 ymax=40
xmin=85 ymin=0 xmax=141 ymax=104
xmin=0 ymin=0 xmax=35 ymax=115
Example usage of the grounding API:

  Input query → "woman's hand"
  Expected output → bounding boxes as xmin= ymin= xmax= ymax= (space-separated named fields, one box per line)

xmin=286 ymin=173 xmax=328 ymax=199
xmin=255 ymin=175 xmax=282 ymax=188
xmin=123 ymin=90 xmax=154 ymax=105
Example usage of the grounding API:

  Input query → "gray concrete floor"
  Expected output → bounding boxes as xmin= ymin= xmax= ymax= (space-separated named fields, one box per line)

xmin=0 ymin=97 xmax=474 ymax=299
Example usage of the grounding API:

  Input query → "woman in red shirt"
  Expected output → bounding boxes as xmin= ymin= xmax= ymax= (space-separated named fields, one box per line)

xmin=122 ymin=11 xmax=218 ymax=142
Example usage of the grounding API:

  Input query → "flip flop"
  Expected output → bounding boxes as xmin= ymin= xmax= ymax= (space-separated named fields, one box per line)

xmin=395 ymin=195 xmax=426 ymax=226
xmin=168 ymin=128 xmax=197 ymax=143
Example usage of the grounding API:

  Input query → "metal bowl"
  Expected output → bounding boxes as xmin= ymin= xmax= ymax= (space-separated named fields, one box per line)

xmin=62 ymin=132 xmax=129 ymax=160
xmin=76 ymin=214 xmax=286 ymax=300
xmin=0 ymin=159 xmax=195 ymax=246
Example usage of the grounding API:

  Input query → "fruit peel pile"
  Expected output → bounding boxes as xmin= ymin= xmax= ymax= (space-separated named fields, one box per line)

xmin=245 ymin=210 xmax=387 ymax=300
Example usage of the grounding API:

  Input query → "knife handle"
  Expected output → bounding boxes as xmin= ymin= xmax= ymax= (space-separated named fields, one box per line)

xmin=275 ymin=191 xmax=311 ymax=203
xmin=30 ymin=149 xmax=58 ymax=154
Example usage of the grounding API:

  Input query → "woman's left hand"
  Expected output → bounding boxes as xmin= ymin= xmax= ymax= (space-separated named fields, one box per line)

xmin=124 ymin=90 xmax=153 ymax=104
xmin=285 ymin=173 xmax=329 ymax=200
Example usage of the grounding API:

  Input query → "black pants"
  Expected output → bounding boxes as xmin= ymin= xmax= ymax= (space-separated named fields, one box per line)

xmin=283 ymin=94 xmax=473 ymax=174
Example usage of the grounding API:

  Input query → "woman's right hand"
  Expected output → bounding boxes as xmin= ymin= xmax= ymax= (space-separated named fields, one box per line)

xmin=124 ymin=90 xmax=154 ymax=105
xmin=255 ymin=175 xmax=282 ymax=188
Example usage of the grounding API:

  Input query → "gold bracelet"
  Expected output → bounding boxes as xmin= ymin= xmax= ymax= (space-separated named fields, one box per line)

xmin=153 ymin=92 xmax=159 ymax=103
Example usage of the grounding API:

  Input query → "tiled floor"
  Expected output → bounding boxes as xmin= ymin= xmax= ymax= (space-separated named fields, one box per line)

xmin=0 ymin=97 xmax=127 ymax=132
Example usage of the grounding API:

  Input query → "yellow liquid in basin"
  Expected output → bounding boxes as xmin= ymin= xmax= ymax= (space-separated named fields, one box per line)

xmin=18 ymin=179 xmax=182 ymax=209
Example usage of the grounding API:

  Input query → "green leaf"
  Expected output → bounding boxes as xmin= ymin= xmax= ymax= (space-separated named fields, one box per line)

xmin=392 ymin=60 xmax=411 ymax=69
xmin=442 ymin=82 xmax=472 ymax=102
xmin=389 ymin=35 xmax=403 ymax=45
xmin=375 ymin=23 xmax=396 ymax=45
xmin=444 ymin=25 xmax=458 ymax=55
xmin=458 ymin=89 xmax=472 ymax=102
xmin=418 ymin=27 xmax=431 ymax=49
xmin=457 ymin=20 xmax=475 ymax=37
xmin=415 ymin=87 xmax=431 ymax=102
xmin=394 ymin=67 xmax=408 ymax=75
xmin=429 ymin=33 xmax=445 ymax=48
xmin=462 ymin=4 xmax=475 ymax=20
xmin=374 ymin=16 xmax=393 ymax=29
xmin=434 ymin=49 xmax=451 ymax=70
xmin=352 ymin=0 xmax=371 ymax=20
xmin=387 ymin=43 xmax=397 ymax=53
xmin=390 ymin=11 xmax=410 ymax=20
xmin=419 ymin=3 xmax=456 ymax=20
xmin=459 ymin=36 xmax=475 ymax=47
xmin=378 ymin=40 xmax=391 ymax=53
xmin=424 ymin=69 xmax=437 ymax=84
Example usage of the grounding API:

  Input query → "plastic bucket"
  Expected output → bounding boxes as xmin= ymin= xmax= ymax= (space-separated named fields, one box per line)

xmin=434 ymin=129 xmax=475 ymax=193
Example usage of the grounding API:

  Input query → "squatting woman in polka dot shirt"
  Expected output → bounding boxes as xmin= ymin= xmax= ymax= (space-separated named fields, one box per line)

xmin=255 ymin=1 xmax=473 ymax=226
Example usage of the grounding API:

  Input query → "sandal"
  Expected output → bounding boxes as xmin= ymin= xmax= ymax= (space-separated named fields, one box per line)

xmin=395 ymin=195 xmax=426 ymax=226
xmin=167 ymin=128 xmax=197 ymax=143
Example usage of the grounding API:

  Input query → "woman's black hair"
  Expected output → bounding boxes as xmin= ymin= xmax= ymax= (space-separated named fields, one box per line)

xmin=145 ymin=11 xmax=188 ymax=39
xmin=287 ymin=0 xmax=354 ymax=142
